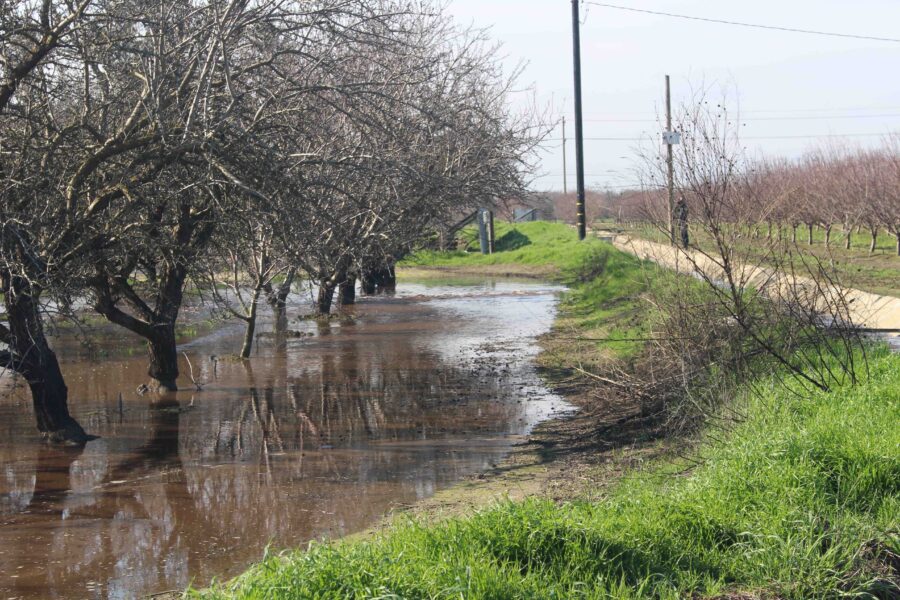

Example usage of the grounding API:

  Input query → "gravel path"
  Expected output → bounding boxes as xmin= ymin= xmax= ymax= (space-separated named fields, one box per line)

xmin=608 ymin=234 xmax=900 ymax=350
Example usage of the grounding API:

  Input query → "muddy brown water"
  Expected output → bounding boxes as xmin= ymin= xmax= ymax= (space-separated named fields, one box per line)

xmin=0 ymin=277 xmax=571 ymax=599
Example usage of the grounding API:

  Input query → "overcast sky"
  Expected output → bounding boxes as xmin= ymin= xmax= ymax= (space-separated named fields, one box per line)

xmin=444 ymin=0 xmax=900 ymax=192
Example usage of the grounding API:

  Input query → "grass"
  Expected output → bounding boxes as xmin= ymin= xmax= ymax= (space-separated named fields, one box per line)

xmin=403 ymin=221 xmax=611 ymax=275
xmin=192 ymin=348 xmax=899 ymax=599
xmin=190 ymin=221 xmax=900 ymax=599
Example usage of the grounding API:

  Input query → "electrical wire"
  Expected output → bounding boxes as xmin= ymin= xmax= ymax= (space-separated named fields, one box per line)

xmin=560 ymin=107 xmax=900 ymax=119
xmin=545 ymin=132 xmax=894 ymax=142
xmin=583 ymin=2 xmax=900 ymax=43
xmin=575 ymin=113 xmax=900 ymax=123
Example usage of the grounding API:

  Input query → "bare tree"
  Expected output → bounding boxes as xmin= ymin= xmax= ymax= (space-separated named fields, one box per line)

xmin=634 ymin=91 xmax=865 ymax=429
xmin=86 ymin=0 xmax=433 ymax=386
xmin=1 ymin=0 xmax=547 ymax=439
xmin=268 ymin=14 xmax=545 ymax=315
xmin=0 ymin=0 xmax=155 ymax=441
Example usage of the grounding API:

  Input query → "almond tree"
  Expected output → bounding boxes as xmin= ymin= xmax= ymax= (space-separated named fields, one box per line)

xmin=275 ymin=17 xmax=544 ymax=315
xmin=86 ymin=1 xmax=426 ymax=388
xmin=0 ymin=0 xmax=183 ymax=441
xmin=873 ymin=137 xmax=900 ymax=255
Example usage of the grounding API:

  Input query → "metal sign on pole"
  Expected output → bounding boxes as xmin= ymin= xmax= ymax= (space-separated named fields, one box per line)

xmin=487 ymin=210 xmax=495 ymax=254
xmin=571 ymin=0 xmax=586 ymax=241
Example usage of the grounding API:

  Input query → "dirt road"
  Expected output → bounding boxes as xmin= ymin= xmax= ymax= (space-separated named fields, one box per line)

xmin=609 ymin=234 xmax=900 ymax=346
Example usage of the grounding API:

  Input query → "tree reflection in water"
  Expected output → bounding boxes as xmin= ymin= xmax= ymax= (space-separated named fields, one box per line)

xmin=0 ymin=285 xmax=566 ymax=599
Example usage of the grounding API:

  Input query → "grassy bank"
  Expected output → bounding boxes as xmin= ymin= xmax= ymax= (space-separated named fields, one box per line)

xmin=403 ymin=221 xmax=609 ymax=276
xmin=192 ymin=222 xmax=899 ymax=599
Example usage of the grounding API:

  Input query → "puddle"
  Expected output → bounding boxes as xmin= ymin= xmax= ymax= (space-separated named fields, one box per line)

xmin=0 ymin=277 xmax=571 ymax=599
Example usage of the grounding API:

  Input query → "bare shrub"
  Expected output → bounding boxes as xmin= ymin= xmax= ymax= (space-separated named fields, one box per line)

xmin=631 ymin=90 xmax=868 ymax=431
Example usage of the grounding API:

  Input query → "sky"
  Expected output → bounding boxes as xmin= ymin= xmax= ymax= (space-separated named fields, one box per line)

xmin=444 ymin=0 xmax=900 ymax=192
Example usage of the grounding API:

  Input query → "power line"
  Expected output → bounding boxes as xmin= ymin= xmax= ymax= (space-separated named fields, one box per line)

xmin=584 ymin=2 xmax=900 ymax=43
xmin=561 ymin=106 xmax=900 ymax=119
xmin=739 ymin=106 xmax=900 ymax=114
xmin=546 ymin=132 xmax=895 ymax=142
xmin=542 ymin=174 xmax=634 ymax=177
xmin=534 ymin=179 xmax=647 ymax=189
xmin=577 ymin=113 xmax=900 ymax=123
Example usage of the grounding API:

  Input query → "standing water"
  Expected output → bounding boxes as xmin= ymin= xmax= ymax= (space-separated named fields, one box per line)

xmin=0 ymin=277 xmax=571 ymax=599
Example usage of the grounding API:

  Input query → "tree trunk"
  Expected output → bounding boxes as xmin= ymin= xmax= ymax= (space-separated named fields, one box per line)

xmin=767 ymin=221 xmax=773 ymax=239
xmin=317 ymin=283 xmax=335 ymax=315
xmin=267 ymin=269 xmax=294 ymax=339
xmin=271 ymin=298 xmax=288 ymax=351
xmin=339 ymin=275 xmax=356 ymax=306
xmin=791 ymin=224 xmax=797 ymax=244
xmin=92 ymin=256 xmax=190 ymax=393
xmin=376 ymin=264 xmax=396 ymax=292
xmin=360 ymin=272 xmax=376 ymax=295
xmin=824 ymin=224 xmax=832 ymax=248
xmin=844 ymin=227 xmax=852 ymax=250
xmin=869 ymin=228 xmax=878 ymax=254
xmin=2 ymin=275 xmax=89 ymax=443
xmin=147 ymin=323 xmax=179 ymax=392
xmin=240 ymin=286 xmax=263 ymax=359
xmin=361 ymin=263 xmax=396 ymax=294
xmin=807 ymin=223 xmax=814 ymax=245
xmin=272 ymin=300 xmax=287 ymax=332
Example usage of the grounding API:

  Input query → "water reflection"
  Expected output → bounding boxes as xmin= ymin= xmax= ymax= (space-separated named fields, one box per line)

xmin=0 ymin=279 xmax=568 ymax=599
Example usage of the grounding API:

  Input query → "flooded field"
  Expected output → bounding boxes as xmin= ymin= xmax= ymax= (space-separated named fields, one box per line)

xmin=0 ymin=278 xmax=570 ymax=599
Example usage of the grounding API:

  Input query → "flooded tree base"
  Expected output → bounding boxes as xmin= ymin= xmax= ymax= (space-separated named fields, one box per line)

xmin=0 ymin=277 xmax=571 ymax=599
xmin=40 ymin=421 xmax=96 ymax=446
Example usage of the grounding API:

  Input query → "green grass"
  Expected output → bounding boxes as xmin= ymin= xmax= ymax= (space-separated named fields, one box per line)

xmin=403 ymin=221 xmax=609 ymax=274
xmin=553 ymin=245 xmax=658 ymax=362
xmin=192 ymin=349 xmax=900 ymax=599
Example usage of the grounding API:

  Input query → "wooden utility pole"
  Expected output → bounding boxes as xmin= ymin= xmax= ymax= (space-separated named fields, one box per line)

xmin=561 ymin=116 xmax=568 ymax=195
xmin=665 ymin=75 xmax=675 ymax=244
xmin=571 ymin=0 xmax=586 ymax=240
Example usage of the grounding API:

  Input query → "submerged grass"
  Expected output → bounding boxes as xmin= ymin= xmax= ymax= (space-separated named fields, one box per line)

xmin=192 ymin=222 xmax=900 ymax=599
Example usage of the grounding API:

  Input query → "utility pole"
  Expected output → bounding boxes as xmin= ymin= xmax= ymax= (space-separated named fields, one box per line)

xmin=561 ymin=116 xmax=568 ymax=195
xmin=665 ymin=74 xmax=675 ymax=244
xmin=571 ymin=0 xmax=586 ymax=240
